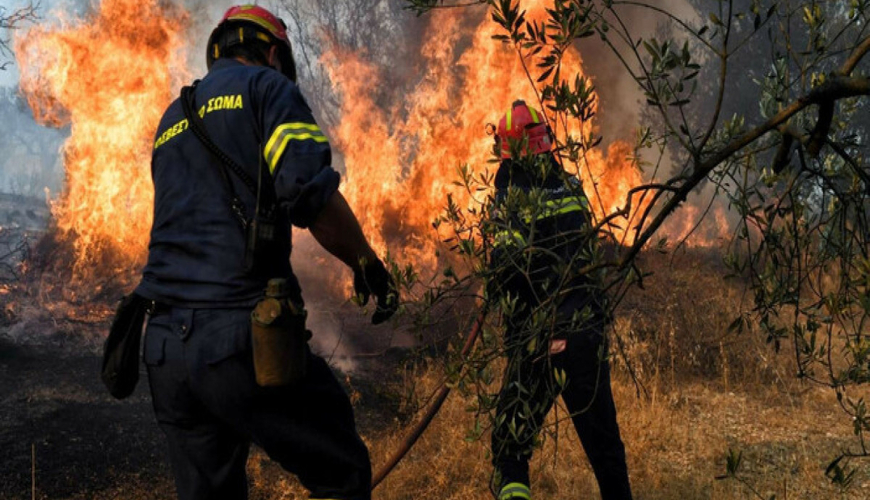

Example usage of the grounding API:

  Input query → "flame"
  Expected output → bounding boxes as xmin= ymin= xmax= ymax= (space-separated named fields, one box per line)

xmin=324 ymin=1 xmax=651 ymax=272
xmin=662 ymin=202 xmax=733 ymax=248
xmin=14 ymin=0 xmax=189 ymax=276
xmin=12 ymin=0 xmax=727 ymax=295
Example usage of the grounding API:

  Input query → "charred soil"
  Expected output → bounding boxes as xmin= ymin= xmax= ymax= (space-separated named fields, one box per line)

xmin=0 ymin=335 xmax=174 ymax=499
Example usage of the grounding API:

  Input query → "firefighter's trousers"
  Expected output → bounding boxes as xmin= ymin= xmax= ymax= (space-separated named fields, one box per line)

xmin=491 ymin=297 xmax=632 ymax=500
xmin=143 ymin=306 xmax=371 ymax=500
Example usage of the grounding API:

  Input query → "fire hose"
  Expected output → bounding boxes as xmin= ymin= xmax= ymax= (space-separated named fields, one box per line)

xmin=371 ymin=311 xmax=487 ymax=490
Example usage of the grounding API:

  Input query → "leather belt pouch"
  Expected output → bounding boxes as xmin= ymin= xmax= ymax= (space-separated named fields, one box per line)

xmin=101 ymin=293 xmax=149 ymax=399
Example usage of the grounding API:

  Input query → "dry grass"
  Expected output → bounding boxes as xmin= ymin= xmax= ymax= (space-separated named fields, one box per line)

xmin=242 ymin=249 xmax=870 ymax=499
xmin=245 ymin=370 xmax=867 ymax=499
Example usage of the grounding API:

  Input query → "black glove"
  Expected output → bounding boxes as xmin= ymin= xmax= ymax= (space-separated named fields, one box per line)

xmin=353 ymin=258 xmax=398 ymax=324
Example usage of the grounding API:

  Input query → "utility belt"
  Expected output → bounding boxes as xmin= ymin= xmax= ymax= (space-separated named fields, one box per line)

xmin=146 ymin=280 xmax=313 ymax=387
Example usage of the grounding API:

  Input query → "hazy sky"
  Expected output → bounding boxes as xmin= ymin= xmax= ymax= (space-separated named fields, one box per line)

xmin=0 ymin=0 xmax=71 ymax=88
xmin=0 ymin=0 xmax=23 ymax=88
xmin=0 ymin=67 xmax=16 ymax=87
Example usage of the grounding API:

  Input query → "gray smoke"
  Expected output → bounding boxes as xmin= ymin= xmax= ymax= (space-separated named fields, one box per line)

xmin=575 ymin=0 xmax=699 ymax=146
xmin=0 ymin=0 xmax=98 ymax=200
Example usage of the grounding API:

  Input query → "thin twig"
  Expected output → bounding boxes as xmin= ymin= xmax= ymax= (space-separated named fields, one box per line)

xmin=31 ymin=443 xmax=35 ymax=500
xmin=620 ymin=74 xmax=870 ymax=269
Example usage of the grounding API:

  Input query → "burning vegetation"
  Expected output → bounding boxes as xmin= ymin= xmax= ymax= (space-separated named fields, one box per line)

xmin=14 ymin=0 xmax=189 ymax=281
xmin=13 ymin=0 xmax=728 ymax=293
xmin=3 ymin=0 xmax=868 ymax=498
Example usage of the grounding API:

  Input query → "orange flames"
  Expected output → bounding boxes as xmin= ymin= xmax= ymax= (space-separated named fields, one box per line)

xmin=14 ymin=0 xmax=724 ymax=290
xmin=14 ymin=0 xmax=189 ymax=274
xmin=325 ymin=1 xmax=655 ymax=270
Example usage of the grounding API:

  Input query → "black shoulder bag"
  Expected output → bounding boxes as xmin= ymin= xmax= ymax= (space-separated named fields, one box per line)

xmin=101 ymin=293 xmax=150 ymax=399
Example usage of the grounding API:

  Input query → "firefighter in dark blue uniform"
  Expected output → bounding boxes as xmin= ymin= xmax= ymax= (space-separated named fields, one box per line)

xmin=135 ymin=5 xmax=396 ymax=500
xmin=486 ymin=101 xmax=632 ymax=500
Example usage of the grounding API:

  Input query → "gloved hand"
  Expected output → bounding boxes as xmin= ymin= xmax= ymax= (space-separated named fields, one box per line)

xmin=353 ymin=258 xmax=398 ymax=324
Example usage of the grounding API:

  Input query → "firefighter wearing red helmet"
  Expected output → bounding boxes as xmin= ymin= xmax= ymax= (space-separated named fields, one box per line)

xmin=135 ymin=4 xmax=395 ymax=500
xmin=487 ymin=100 xmax=633 ymax=499
xmin=495 ymin=100 xmax=552 ymax=158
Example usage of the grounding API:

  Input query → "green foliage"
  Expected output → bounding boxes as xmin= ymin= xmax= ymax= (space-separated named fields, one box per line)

xmin=402 ymin=0 xmax=870 ymax=490
xmin=716 ymin=448 xmax=778 ymax=500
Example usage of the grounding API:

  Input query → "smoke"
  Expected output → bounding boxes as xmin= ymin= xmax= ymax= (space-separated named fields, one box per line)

xmin=0 ymin=91 xmax=65 ymax=198
xmin=570 ymin=1 xmax=748 ymax=245
xmin=576 ymin=0 xmax=700 ymax=146
xmin=0 ymin=0 xmax=79 ymax=200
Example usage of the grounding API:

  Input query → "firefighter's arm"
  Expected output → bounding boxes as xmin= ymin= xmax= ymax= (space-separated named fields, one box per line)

xmin=256 ymin=70 xmax=338 ymax=227
xmin=310 ymin=191 xmax=398 ymax=324
xmin=309 ymin=190 xmax=376 ymax=272
xmin=256 ymin=70 xmax=396 ymax=322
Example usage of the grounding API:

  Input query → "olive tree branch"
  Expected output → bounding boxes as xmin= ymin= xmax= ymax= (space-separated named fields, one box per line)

xmin=619 ymin=74 xmax=870 ymax=269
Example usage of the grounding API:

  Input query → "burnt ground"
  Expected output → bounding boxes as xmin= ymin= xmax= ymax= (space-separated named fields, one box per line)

xmin=0 ymin=333 xmax=176 ymax=500
xmin=0 ymin=297 xmax=436 ymax=500
xmin=0 ymin=320 xmax=425 ymax=500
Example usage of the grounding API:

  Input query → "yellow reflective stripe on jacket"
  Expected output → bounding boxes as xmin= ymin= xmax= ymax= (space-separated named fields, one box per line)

xmin=492 ymin=196 xmax=588 ymax=248
xmin=499 ymin=482 xmax=531 ymax=500
xmin=492 ymin=229 xmax=526 ymax=248
xmin=518 ymin=196 xmax=589 ymax=224
xmin=539 ymin=196 xmax=588 ymax=218
xmin=528 ymin=106 xmax=539 ymax=123
xmin=263 ymin=122 xmax=328 ymax=174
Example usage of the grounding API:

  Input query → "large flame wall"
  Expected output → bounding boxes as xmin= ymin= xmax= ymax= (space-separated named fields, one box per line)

xmin=325 ymin=1 xmax=660 ymax=271
xmin=13 ymin=0 xmax=726 ymax=286
xmin=323 ymin=0 xmax=672 ymax=274
xmin=15 ymin=0 xmax=189 ymax=273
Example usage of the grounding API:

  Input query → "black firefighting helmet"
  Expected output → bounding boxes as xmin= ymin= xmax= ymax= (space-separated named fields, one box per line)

xmin=206 ymin=4 xmax=297 ymax=82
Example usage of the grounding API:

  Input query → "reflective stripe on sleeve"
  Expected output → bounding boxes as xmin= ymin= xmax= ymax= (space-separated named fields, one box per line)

xmin=519 ymin=196 xmax=589 ymax=224
xmin=263 ymin=122 xmax=328 ymax=174
xmin=498 ymin=482 xmax=531 ymax=500
xmin=492 ymin=229 xmax=527 ymax=248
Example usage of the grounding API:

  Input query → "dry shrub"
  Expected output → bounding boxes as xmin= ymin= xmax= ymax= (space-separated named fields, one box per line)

xmin=236 ymin=317 xmax=868 ymax=499
xmin=191 ymin=247 xmax=869 ymax=499
xmin=240 ymin=363 xmax=863 ymax=499
xmin=613 ymin=247 xmax=796 ymax=393
xmin=0 ymin=227 xmax=137 ymax=348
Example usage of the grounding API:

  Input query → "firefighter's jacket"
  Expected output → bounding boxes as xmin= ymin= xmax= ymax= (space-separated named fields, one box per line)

xmin=136 ymin=58 xmax=338 ymax=307
xmin=487 ymin=155 xmax=606 ymax=335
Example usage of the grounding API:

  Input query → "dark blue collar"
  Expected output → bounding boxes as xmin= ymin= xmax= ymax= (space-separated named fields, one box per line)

xmin=208 ymin=58 xmax=247 ymax=74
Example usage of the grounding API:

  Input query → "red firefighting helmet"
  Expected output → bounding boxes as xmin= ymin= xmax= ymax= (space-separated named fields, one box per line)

xmin=496 ymin=100 xmax=552 ymax=159
xmin=206 ymin=4 xmax=297 ymax=82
